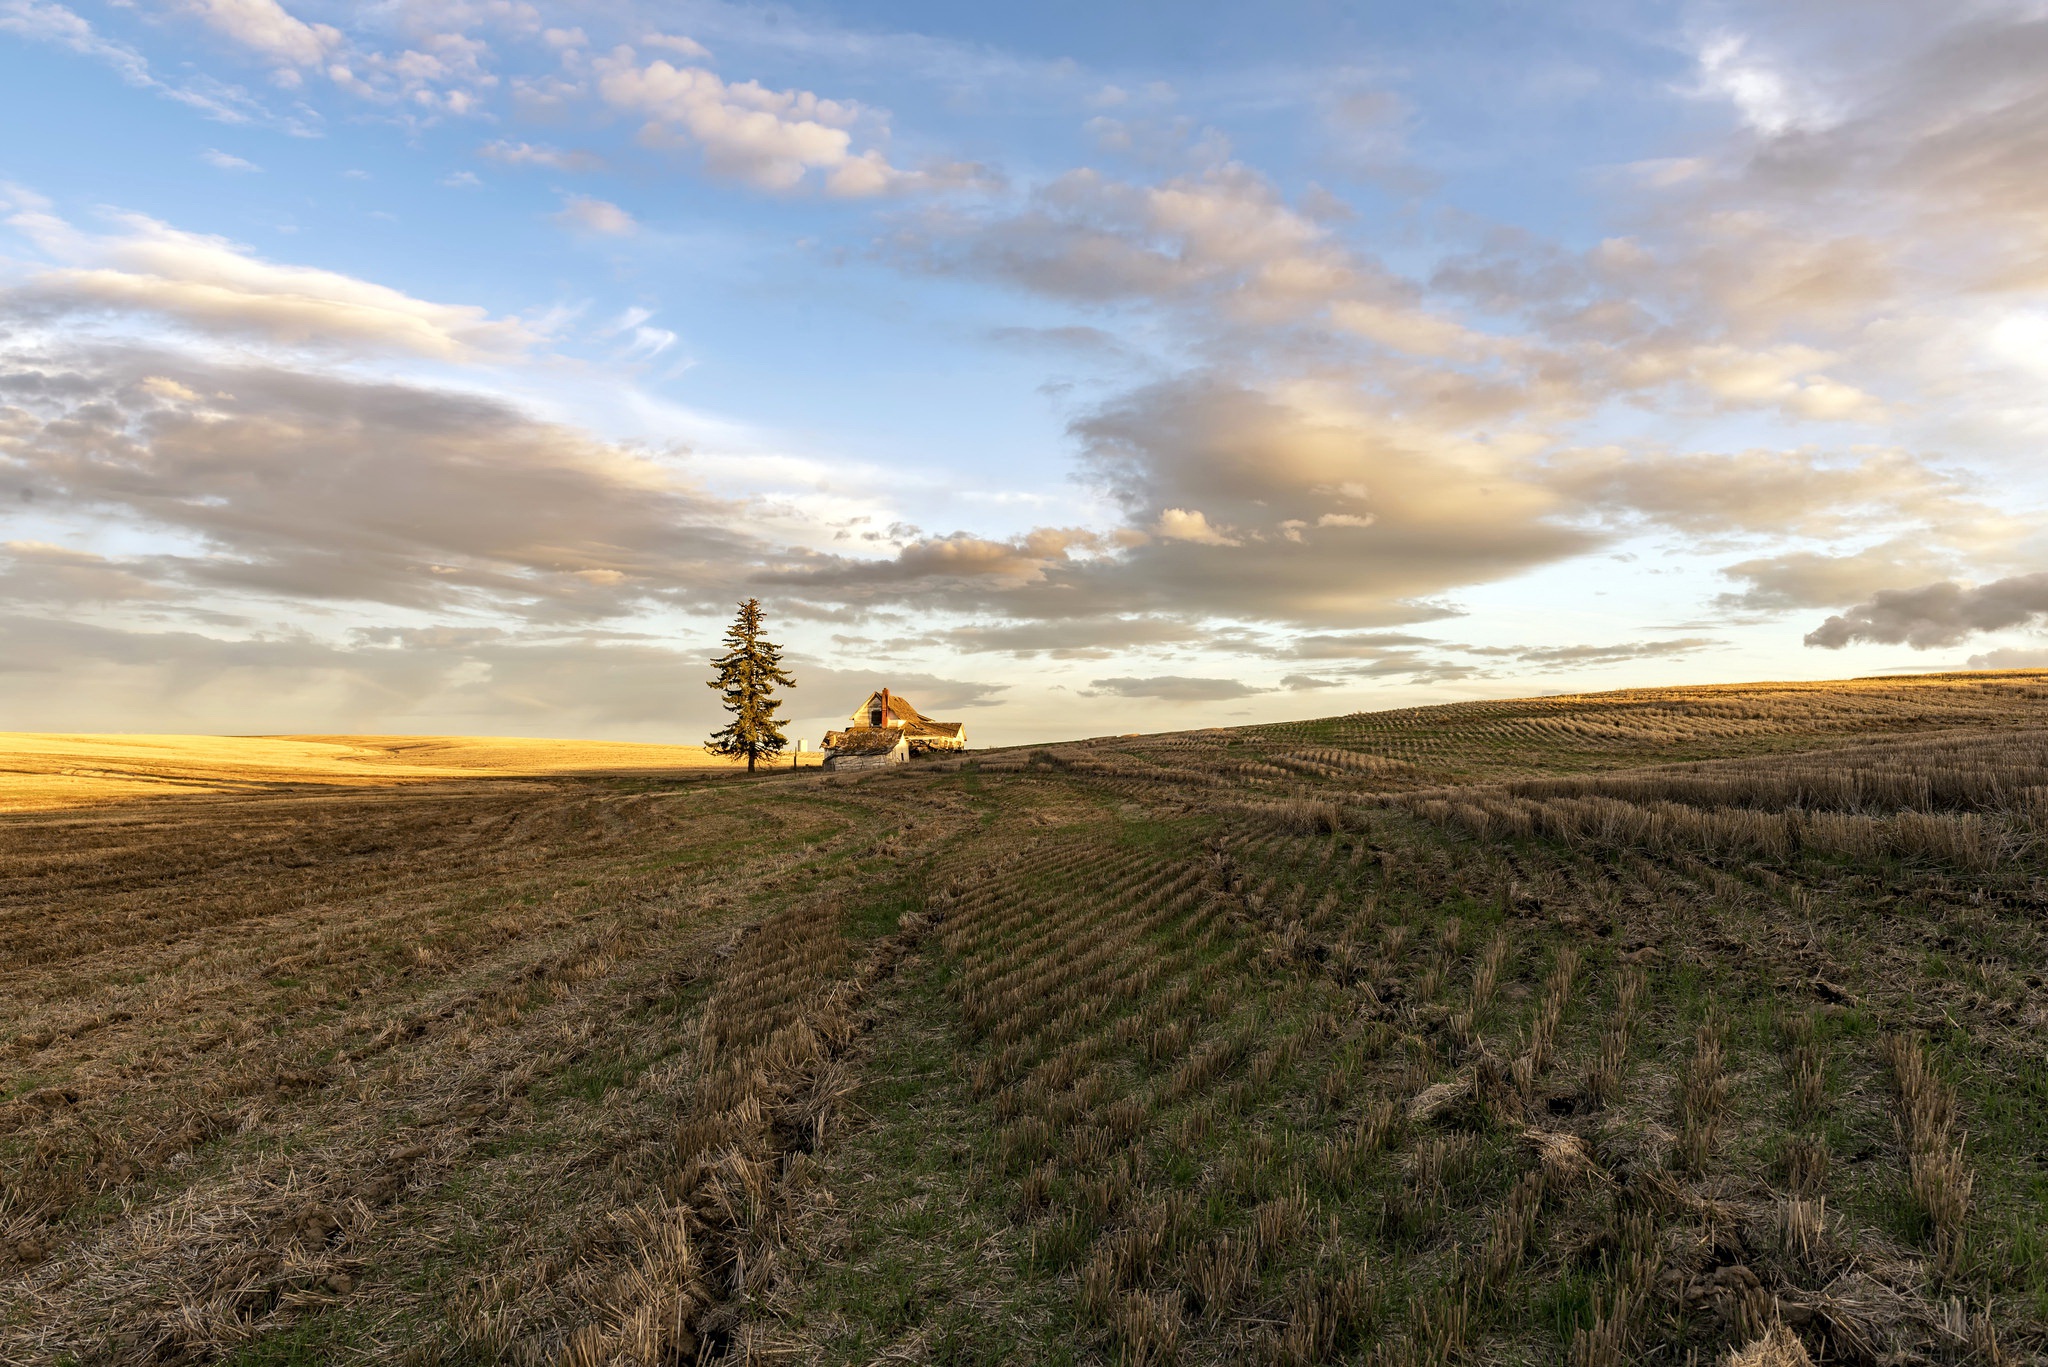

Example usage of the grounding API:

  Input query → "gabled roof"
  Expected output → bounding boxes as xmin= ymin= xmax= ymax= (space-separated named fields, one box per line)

xmin=849 ymin=688 xmax=928 ymax=726
xmin=905 ymin=719 xmax=965 ymax=739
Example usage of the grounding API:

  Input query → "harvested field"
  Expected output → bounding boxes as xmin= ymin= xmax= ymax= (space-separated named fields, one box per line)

xmin=0 ymin=733 xmax=818 ymax=813
xmin=7 ymin=671 xmax=2048 ymax=1364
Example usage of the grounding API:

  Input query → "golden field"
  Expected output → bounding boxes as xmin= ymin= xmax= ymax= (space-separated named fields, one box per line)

xmin=0 ymin=733 xmax=827 ymax=811
xmin=6 ymin=672 xmax=2048 ymax=1365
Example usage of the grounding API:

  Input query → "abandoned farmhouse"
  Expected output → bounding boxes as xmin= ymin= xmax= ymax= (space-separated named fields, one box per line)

xmin=820 ymin=689 xmax=967 ymax=771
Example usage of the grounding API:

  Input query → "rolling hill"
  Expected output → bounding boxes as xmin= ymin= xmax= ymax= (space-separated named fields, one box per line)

xmin=5 ymin=672 xmax=2047 ymax=1365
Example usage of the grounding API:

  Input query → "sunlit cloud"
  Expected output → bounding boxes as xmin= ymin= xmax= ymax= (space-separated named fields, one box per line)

xmin=0 ymin=199 xmax=536 ymax=358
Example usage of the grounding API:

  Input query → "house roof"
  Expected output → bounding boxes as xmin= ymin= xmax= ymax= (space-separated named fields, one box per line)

xmin=849 ymin=689 xmax=928 ymax=725
xmin=905 ymin=719 xmax=965 ymax=739
xmin=824 ymin=728 xmax=908 ymax=755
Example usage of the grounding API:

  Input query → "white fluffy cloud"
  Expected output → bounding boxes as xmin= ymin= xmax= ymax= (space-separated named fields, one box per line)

xmin=595 ymin=49 xmax=916 ymax=195
xmin=180 ymin=0 xmax=340 ymax=68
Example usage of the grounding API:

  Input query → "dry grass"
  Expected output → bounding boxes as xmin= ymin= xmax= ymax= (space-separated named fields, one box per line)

xmin=12 ymin=671 xmax=2048 ymax=1364
xmin=0 ymin=765 xmax=964 ymax=1363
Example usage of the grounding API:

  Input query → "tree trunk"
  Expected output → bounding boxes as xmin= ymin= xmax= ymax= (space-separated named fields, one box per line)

xmin=747 ymin=753 xmax=756 ymax=773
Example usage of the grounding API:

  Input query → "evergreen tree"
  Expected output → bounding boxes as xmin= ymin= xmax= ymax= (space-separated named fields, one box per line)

xmin=704 ymin=598 xmax=795 ymax=773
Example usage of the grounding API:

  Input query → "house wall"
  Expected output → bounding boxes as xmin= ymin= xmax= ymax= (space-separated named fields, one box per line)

xmin=824 ymin=747 xmax=906 ymax=772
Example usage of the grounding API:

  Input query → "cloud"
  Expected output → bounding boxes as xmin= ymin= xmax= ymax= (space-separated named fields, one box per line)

xmin=1084 ymin=675 xmax=1266 ymax=701
xmin=201 ymin=148 xmax=261 ymax=172
xmin=0 ymin=0 xmax=274 ymax=124
xmin=930 ymin=616 xmax=1201 ymax=659
xmin=913 ymin=163 xmax=1360 ymax=310
xmin=0 ymin=541 xmax=177 ymax=606
xmin=769 ymin=376 xmax=1615 ymax=631
xmin=595 ymin=49 xmax=920 ymax=196
xmin=1061 ymin=378 xmax=1596 ymax=625
xmin=0 ymin=614 xmax=682 ymax=735
xmin=1805 ymin=573 xmax=2048 ymax=649
xmin=1549 ymin=446 xmax=1966 ymax=537
xmin=180 ymin=0 xmax=340 ymax=68
xmin=1718 ymin=541 xmax=1963 ymax=611
xmin=0 ymin=345 xmax=780 ymax=623
xmin=553 ymin=195 xmax=638 ymax=236
xmin=1494 ymin=638 xmax=1722 ymax=668
xmin=984 ymin=324 xmax=1127 ymax=357
xmin=1324 ymin=86 xmax=1411 ymax=167
xmin=640 ymin=33 xmax=712 ymax=61
xmin=1689 ymin=32 xmax=1833 ymax=137
xmin=1966 ymin=648 xmax=2048 ymax=670
xmin=1153 ymin=507 xmax=1237 ymax=546
xmin=2 ymin=204 xmax=535 ymax=358
xmin=480 ymin=140 xmax=605 ymax=172
xmin=1625 ymin=6 xmax=2048 ymax=378
xmin=1281 ymin=631 xmax=1445 ymax=659
xmin=788 ymin=527 xmax=1110 ymax=596
xmin=791 ymin=666 xmax=1006 ymax=713
xmin=1 ymin=0 xmax=149 ymax=82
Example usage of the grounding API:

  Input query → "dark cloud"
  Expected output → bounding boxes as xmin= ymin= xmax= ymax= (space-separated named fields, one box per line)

xmin=1805 ymin=573 xmax=2048 ymax=649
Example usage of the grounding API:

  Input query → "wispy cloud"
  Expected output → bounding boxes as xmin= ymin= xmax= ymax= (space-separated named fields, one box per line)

xmin=553 ymin=194 xmax=637 ymax=235
xmin=2 ymin=198 xmax=536 ymax=358
xmin=1 ymin=0 xmax=284 ymax=125
xmin=201 ymin=148 xmax=262 ymax=172
xmin=479 ymin=139 xmax=605 ymax=172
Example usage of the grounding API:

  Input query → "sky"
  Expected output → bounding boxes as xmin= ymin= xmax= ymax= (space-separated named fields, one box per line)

xmin=3 ymin=0 xmax=2048 ymax=748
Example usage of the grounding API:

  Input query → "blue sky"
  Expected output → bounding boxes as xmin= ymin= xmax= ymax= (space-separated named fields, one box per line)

xmin=3 ymin=0 xmax=2048 ymax=745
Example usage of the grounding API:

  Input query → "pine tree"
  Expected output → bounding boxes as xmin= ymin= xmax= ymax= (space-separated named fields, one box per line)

xmin=704 ymin=598 xmax=795 ymax=773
